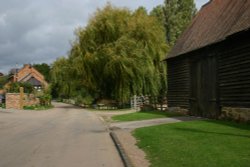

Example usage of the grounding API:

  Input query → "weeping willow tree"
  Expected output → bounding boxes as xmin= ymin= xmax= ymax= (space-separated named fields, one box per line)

xmin=51 ymin=4 xmax=168 ymax=102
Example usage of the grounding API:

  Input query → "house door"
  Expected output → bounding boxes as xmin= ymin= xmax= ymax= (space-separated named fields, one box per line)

xmin=190 ymin=56 xmax=219 ymax=118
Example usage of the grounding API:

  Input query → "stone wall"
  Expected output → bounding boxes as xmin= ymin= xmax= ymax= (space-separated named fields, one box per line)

xmin=166 ymin=107 xmax=189 ymax=115
xmin=220 ymin=107 xmax=250 ymax=123
xmin=6 ymin=93 xmax=39 ymax=110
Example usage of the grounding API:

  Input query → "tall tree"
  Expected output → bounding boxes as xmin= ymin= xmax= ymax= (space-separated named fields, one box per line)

xmin=51 ymin=57 xmax=75 ymax=98
xmin=150 ymin=5 xmax=165 ymax=27
xmin=52 ymin=4 xmax=168 ymax=102
xmin=0 ymin=76 xmax=8 ymax=89
xmin=151 ymin=0 xmax=196 ymax=45
xmin=164 ymin=0 xmax=196 ymax=45
xmin=33 ymin=63 xmax=51 ymax=82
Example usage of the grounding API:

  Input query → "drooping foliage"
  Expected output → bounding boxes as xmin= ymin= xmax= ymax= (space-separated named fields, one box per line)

xmin=51 ymin=4 xmax=168 ymax=102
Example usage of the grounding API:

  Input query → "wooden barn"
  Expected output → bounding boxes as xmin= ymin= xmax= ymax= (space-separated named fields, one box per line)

xmin=166 ymin=0 xmax=250 ymax=121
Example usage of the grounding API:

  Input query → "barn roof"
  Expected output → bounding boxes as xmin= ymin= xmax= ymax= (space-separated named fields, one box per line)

xmin=167 ymin=0 xmax=250 ymax=59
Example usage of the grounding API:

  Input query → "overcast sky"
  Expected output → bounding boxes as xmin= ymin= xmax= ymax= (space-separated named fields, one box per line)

xmin=0 ymin=0 xmax=209 ymax=74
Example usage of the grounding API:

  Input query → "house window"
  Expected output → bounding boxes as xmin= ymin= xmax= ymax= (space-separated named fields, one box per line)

xmin=34 ymin=86 xmax=42 ymax=91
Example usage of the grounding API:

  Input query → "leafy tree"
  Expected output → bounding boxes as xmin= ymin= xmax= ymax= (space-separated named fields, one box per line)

xmin=51 ymin=57 xmax=72 ymax=98
xmin=150 ymin=5 xmax=165 ymax=27
xmin=51 ymin=4 xmax=168 ymax=103
xmin=33 ymin=63 xmax=51 ymax=82
xmin=0 ymin=76 xmax=8 ymax=89
xmin=135 ymin=6 xmax=148 ymax=15
xmin=151 ymin=0 xmax=196 ymax=45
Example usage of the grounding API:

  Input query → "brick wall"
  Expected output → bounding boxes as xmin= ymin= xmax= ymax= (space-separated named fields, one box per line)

xmin=6 ymin=93 xmax=39 ymax=110
xmin=6 ymin=93 xmax=21 ymax=109
xmin=24 ymin=94 xmax=40 ymax=107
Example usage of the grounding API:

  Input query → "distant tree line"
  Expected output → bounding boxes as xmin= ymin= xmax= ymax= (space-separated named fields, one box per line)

xmin=33 ymin=63 xmax=51 ymax=82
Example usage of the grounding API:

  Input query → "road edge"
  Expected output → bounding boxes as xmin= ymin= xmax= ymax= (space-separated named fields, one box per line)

xmin=110 ymin=131 xmax=133 ymax=167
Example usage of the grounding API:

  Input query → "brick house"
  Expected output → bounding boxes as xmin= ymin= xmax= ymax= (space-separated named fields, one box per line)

xmin=9 ymin=64 xmax=48 ymax=90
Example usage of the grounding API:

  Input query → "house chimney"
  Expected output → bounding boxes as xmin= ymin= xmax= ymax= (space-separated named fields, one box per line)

xmin=23 ymin=64 xmax=31 ymax=68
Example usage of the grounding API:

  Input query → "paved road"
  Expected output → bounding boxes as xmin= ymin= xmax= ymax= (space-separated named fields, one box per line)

xmin=0 ymin=103 xmax=123 ymax=167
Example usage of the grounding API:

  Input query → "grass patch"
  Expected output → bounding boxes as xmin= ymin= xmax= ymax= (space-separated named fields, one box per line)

xmin=133 ymin=120 xmax=250 ymax=167
xmin=23 ymin=105 xmax=54 ymax=110
xmin=112 ymin=111 xmax=183 ymax=122
xmin=88 ymin=108 xmax=133 ymax=112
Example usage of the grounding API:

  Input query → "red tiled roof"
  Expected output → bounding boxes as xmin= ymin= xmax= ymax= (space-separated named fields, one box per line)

xmin=167 ymin=0 xmax=250 ymax=59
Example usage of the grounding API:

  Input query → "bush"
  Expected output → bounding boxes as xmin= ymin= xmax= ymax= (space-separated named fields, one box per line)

xmin=39 ymin=94 xmax=52 ymax=106
xmin=82 ymin=95 xmax=94 ymax=106
xmin=75 ymin=95 xmax=94 ymax=107
xmin=23 ymin=105 xmax=36 ymax=110
xmin=0 ymin=103 xmax=5 ymax=109
xmin=8 ymin=82 xmax=34 ymax=93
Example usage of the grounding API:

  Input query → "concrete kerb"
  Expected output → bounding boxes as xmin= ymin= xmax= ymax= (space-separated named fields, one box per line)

xmin=107 ymin=116 xmax=207 ymax=167
xmin=97 ymin=114 xmax=133 ymax=167
xmin=96 ymin=114 xmax=132 ymax=167
xmin=110 ymin=131 xmax=134 ymax=167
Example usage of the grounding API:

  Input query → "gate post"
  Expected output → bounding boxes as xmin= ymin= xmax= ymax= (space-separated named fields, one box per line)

xmin=19 ymin=87 xmax=24 ymax=109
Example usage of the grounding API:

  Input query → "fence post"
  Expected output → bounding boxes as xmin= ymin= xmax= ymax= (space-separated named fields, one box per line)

xmin=134 ymin=95 xmax=137 ymax=110
xmin=19 ymin=87 xmax=24 ymax=109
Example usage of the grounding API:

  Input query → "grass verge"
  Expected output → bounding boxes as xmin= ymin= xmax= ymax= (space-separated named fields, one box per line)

xmin=112 ymin=111 xmax=184 ymax=122
xmin=88 ymin=108 xmax=133 ymax=112
xmin=133 ymin=120 xmax=250 ymax=167
xmin=23 ymin=105 xmax=54 ymax=110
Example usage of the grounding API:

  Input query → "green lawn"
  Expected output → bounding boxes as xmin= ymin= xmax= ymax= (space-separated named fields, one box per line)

xmin=112 ymin=111 xmax=184 ymax=122
xmin=133 ymin=120 xmax=250 ymax=167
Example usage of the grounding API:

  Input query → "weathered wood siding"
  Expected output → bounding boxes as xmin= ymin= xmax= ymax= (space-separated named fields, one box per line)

xmin=167 ymin=57 xmax=190 ymax=109
xmin=190 ymin=51 xmax=220 ymax=118
xmin=218 ymin=33 xmax=250 ymax=108
xmin=167 ymin=30 xmax=250 ymax=117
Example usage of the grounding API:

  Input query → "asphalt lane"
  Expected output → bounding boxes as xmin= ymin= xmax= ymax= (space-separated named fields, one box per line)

xmin=0 ymin=103 xmax=123 ymax=167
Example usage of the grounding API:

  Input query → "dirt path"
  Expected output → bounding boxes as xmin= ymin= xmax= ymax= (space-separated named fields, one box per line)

xmin=0 ymin=102 xmax=123 ymax=167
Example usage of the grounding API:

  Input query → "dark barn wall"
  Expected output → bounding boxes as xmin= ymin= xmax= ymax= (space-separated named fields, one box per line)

xmin=189 ymin=48 xmax=220 ymax=118
xmin=167 ymin=57 xmax=190 ymax=109
xmin=167 ymin=30 xmax=250 ymax=120
xmin=218 ymin=31 xmax=250 ymax=108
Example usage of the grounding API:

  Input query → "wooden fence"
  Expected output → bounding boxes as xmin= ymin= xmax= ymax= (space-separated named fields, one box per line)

xmin=130 ymin=95 xmax=168 ymax=111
